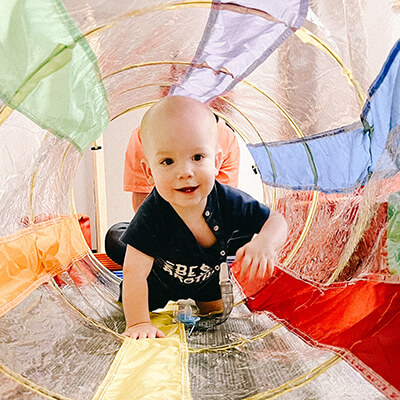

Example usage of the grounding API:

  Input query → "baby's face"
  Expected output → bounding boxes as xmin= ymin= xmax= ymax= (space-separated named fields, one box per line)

xmin=142 ymin=114 xmax=221 ymax=213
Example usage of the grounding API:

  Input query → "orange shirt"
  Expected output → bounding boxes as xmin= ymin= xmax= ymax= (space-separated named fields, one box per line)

xmin=124 ymin=120 xmax=240 ymax=193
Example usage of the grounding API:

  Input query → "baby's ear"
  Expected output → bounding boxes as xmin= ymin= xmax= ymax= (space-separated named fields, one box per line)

xmin=215 ymin=149 xmax=223 ymax=175
xmin=141 ymin=159 xmax=154 ymax=185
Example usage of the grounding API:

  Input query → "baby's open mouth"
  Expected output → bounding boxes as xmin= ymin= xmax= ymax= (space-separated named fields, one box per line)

xmin=176 ymin=186 xmax=199 ymax=193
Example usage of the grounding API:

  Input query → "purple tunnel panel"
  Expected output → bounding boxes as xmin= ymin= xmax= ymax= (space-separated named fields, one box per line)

xmin=171 ymin=0 xmax=309 ymax=103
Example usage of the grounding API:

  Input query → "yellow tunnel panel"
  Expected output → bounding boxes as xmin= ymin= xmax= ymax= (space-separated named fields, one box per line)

xmin=93 ymin=311 xmax=191 ymax=400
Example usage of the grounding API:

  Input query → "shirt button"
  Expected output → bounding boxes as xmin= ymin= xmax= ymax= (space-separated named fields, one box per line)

xmin=213 ymin=225 xmax=219 ymax=231
xmin=205 ymin=210 xmax=210 ymax=217
xmin=220 ymin=250 xmax=226 ymax=256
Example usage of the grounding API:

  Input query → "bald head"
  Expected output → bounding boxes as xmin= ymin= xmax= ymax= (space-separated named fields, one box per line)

xmin=140 ymin=96 xmax=218 ymax=157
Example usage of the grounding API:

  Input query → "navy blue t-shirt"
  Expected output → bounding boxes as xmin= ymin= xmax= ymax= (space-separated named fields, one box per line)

xmin=121 ymin=181 xmax=270 ymax=303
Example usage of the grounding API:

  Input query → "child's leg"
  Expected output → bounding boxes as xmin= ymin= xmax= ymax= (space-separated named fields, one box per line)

xmin=194 ymin=275 xmax=223 ymax=316
xmin=147 ymin=271 xmax=177 ymax=311
xmin=119 ymin=271 xmax=172 ymax=311
xmin=195 ymin=299 xmax=223 ymax=316
xmin=105 ymin=222 xmax=129 ymax=265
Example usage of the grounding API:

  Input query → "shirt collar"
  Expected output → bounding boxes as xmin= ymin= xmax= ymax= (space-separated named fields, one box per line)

xmin=151 ymin=183 xmax=223 ymax=236
xmin=151 ymin=181 xmax=223 ymax=237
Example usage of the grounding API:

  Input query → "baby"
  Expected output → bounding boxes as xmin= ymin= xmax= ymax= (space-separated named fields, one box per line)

xmin=120 ymin=95 xmax=287 ymax=339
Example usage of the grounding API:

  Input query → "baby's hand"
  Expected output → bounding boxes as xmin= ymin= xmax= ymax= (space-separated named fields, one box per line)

xmin=235 ymin=234 xmax=275 ymax=282
xmin=123 ymin=322 xmax=166 ymax=339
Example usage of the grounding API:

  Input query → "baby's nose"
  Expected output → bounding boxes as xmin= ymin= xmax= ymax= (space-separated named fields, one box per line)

xmin=177 ymin=162 xmax=194 ymax=179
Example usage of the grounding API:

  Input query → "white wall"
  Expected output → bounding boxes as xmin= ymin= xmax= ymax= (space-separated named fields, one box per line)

xmin=393 ymin=6 xmax=400 ymax=40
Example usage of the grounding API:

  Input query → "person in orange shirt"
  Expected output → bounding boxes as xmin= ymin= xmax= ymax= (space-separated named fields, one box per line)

xmin=105 ymin=113 xmax=241 ymax=266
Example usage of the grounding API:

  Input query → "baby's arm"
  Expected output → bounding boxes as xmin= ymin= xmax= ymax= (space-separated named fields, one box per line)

xmin=122 ymin=245 xmax=166 ymax=339
xmin=236 ymin=210 xmax=287 ymax=281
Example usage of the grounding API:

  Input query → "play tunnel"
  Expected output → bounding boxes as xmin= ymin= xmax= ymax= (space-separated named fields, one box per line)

xmin=0 ymin=1 xmax=399 ymax=399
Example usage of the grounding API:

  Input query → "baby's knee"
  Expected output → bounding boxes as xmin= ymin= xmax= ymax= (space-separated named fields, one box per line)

xmin=105 ymin=222 xmax=129 ymax=265
xmin=195 ymin=299 xmax=223 ymax=316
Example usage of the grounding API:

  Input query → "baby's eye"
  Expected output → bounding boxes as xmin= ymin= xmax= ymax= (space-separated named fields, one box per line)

xmin=193 ymin=154 xmax=204 ymax=161
xmin=161 ymin=158 xmax=174 ymax=166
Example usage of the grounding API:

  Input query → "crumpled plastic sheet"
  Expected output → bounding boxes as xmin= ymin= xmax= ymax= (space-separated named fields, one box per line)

xmin=0 ymin=111 xmax=80 ymax=237
xmin=0 ymin=282 xmax=123 ymax=400
xmin=186 ymin=285 xmax=387 ymax=400
xmin=53 ymin=254 xmax=125 ymax=333
xmin=0 ymin=271 xmax=388 ymax=400
xmin=0 ymin=373 xmax=47 ymax=400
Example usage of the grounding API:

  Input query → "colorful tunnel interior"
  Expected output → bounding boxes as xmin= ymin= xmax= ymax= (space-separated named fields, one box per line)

xmin=0 ymin=1 xmax=399 ymax=399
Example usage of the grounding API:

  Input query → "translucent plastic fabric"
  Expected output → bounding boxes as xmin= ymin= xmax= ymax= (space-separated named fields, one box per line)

xmin=0 ymin=0 xmax=108 ymax=152
xmin=0 ymin=0 xmax=400 ymax=399
xmin=0 ymin=112 xmax=82 ymax=237
xmin=0 ymin=216 xmax=88 ymax=316
xmin=0 ymin=284 xmax=123 ymax=400
xmin=0 ymin=260 xmax=191 ymax=400
xmin=0 ymin=373 xmax=48 ymax=400
xmin=172 ymin=0 xmax=308 ymax=102
xmin=187 ymin=299 xmax=387 ymax=400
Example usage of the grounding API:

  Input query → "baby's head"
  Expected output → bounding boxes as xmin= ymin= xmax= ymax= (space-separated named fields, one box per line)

xmin=140 ymin=96 xmax=222 ymax=212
